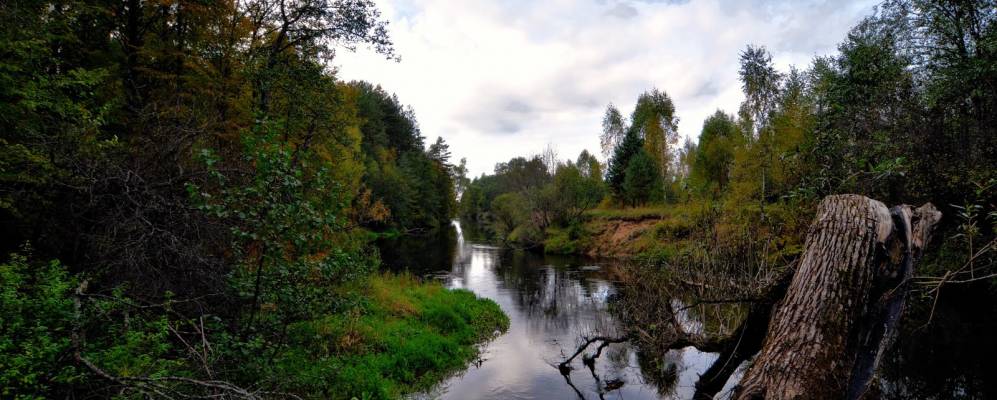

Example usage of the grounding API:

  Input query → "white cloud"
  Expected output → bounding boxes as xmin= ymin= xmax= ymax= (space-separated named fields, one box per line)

xmin=333 ymin=0 xmax=877 ymax=176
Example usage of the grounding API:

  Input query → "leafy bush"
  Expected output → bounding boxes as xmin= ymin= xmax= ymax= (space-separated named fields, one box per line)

xmin=544 ymin=228 xmax=578 ymax=254
xmin=0 ymin=251 xmax=77 ymax=399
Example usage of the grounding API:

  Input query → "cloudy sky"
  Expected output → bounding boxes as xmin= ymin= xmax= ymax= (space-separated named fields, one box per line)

xmin=334 ymin=0 xmax=878 ymax=177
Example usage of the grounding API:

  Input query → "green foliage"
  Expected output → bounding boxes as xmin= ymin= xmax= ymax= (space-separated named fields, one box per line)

xmin=543 ymin=228 xmax=578 ymax=254
xmin=490 ymin=192 xmax=530 ymax=238
xmin=600 ymin=104 xmax=627 ymax=158
xmin=544 ymin=224 xmax=591 ymax=255
xmin=691 ymin=110 xmax=743 ymax=194
xmin=0 ymin=0 xmax=505 ymax=398
xmin=2 ymin=0 xmax=995 ymax=396
xmin=506 ymin=224 xmax=544 ymax=246
xmin=460 ymin=149 xmax=605 ymax=246
xmin=584 ymin=206 xmax=671 ymax=221
xmin=190 ymin=124 xmax=367 ymax=329
xmin=353 ymin=83 xmax=457 ymax=230
xmin=79 ymin=302 xmax=190 ymax=387
xmin=0 ymin=1 xmax=114 ymax=243
xmin=266 ymin=274 xmax=509 ymax=399
xmin=739 ymin=45 xmax=783 ymax=135
xmin=0 ymin=251 xmax=77 ymax=398
xmin=602 ymin=89 xmax=680 ymax=203
xmin=623 ymin=149 xmax=663 ymax=206
xmin=458 ymin=155 xmax=547 ymax=228
xmin=552 ymin=161 xmax=606 ymax=224
xmin=607 ymin=129 xmax=645 ymax=200
xmin=651 ymin=217 xmax=694 ymax=240
xmin=633 ymin=90 xmax=680 ymax=188
xmin=0 ymin=251 xmax=203 ymax=399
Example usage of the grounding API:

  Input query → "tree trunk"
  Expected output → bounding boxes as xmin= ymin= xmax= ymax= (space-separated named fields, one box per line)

xmin=734 ymin=195 xmax=941 ymax=400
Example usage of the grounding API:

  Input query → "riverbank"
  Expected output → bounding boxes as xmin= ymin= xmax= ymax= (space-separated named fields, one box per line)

xmin=279 ymin=274 xmax=509 ymax=399
xmin=0 ymin=261 xmax=507 ymax=400
xmin=542 ymin=202 xmax=811 ymax=266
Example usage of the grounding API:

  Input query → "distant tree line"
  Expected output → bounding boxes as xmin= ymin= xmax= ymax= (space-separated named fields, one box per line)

xmin=460 ymin=149 xmax=605 ymax=245
xmin=463 ymin=0 xmax=995 ymax=262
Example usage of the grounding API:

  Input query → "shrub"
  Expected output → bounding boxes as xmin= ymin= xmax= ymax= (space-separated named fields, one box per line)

xmin=0 ymin=252 xmax=77 ymax=399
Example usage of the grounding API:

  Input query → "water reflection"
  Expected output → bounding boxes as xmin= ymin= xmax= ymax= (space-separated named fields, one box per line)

xmin=380 ymin=222 xmax=719 ymax=400
xmin=376 ymin=222 xmax=997 ymax=399
xmin=878 ymin=285 xmax=997 ymax=399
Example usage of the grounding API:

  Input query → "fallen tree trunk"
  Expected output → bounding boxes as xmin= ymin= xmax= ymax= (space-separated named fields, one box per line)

xmin=733 ymin=195 xmax=941 ymax=400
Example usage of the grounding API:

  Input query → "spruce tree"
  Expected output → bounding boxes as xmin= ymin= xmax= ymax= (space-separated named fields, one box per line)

xmin=606 ymin=129 xmax=644 ymax=201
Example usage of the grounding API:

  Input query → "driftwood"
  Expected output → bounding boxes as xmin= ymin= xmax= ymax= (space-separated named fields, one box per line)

xmin=734 ymin=195 xmax=941 ymax=399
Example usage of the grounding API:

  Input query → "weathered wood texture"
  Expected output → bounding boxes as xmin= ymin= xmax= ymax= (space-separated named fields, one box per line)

xmin=734 ymin=195 xmax=940 ymax=400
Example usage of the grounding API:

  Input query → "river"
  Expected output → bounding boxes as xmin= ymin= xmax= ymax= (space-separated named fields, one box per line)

xmin=377 ymin=222 xmax=997 ymax=400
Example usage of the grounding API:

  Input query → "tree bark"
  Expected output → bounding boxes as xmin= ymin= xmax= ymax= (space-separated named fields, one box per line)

xmin=734 ymin=195 xmax=941 ymax=400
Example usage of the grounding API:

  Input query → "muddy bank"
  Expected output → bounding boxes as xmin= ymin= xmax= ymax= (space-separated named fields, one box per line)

xmin=581 ymin=218 xmax=661 ymax=258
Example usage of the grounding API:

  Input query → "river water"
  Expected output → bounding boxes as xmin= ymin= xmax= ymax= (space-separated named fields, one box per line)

xmin=377 ymin=222 xmax=996 ymax=400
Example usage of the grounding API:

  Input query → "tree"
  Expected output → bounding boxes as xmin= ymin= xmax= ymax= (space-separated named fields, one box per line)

xmin=494 ymin=156 xmax=550 ymax=193
xmin=539 ymin=144 xmax=560 ymax=176
xmin=428 ymin=136 xmax=452 ymax=165
xmin=453 ymin=157 xmax=470 ymax=198
xmin=590 ymin=196 xmax=943 ymax=400
xmin=632 ymin=89 xmax=679 ymax=178
xmin=600 ymin=104 xmax=627 ymax=158
xmin=490 ymin=192 xmax=529 ymax=238
xmin=622 ymin=149 xmax=661 ymax=207
xmin=352 ymin=83 xmax=461 ymax=229
xmin=739 ymin=45 xmax=783 ymax=137
xmin=606 ymin=129 xmax=644 ymax=201
xmin=804 ymin=19 xmax=920 ymax=200
xmin=735 ymin=196 xmax=941 ymax=400
xmin=738 ymin=45 xmax=783 ymax=215
xmin=552 ymin=160 xmax=606 ymax=225
xmin=246 ymin=0 xmax=397 ymax=112
xmin=692 ymin=110 xmax=743 ymax=193
xmin=602 ymin=89 xmax=680 ymax=203
xmin=575 ymin=150 xmax=603 ymax=180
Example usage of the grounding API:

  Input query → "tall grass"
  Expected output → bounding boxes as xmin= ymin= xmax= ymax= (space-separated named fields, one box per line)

xmin=267 ymin=274 xmax=509 ymax=399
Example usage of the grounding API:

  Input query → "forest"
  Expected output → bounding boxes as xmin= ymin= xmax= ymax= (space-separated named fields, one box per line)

xmin=2 ymin=0 xmax=995 ymax=399
xmin=1 ymin=0 xmax=505 ymax=398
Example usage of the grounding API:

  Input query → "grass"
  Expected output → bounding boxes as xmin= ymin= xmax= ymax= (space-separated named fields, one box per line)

xmin=272 ymin=274 xmax=509 ymax=399
xmin=552 ymin=200 xmax=810 ymax=265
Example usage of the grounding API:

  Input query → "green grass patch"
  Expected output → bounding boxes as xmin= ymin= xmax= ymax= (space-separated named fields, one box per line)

xmin=272 ymin=274 xmax=509 ymax=399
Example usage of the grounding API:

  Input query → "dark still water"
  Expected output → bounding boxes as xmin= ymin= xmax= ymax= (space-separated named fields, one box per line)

xmin=379 ymin=222 xmax=728 ymax=400
xmin=377 ymin=222 xmax=996 ymax=400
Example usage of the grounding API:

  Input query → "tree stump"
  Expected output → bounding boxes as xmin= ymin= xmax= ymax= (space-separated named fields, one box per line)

xmin=734 ymin=195 xmax=941 ymax=400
